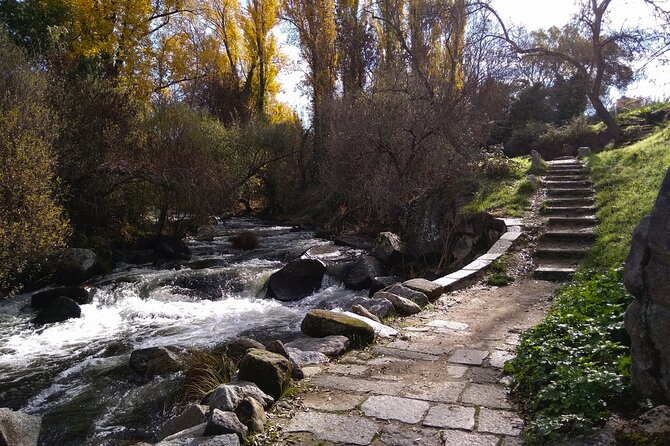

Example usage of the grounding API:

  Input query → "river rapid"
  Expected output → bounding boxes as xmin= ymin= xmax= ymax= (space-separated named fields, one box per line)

xmin=0 ymin=218 xmax=366 ymax=445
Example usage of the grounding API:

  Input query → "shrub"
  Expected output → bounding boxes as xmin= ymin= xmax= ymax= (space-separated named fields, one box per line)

xmin=0 ymin=29 xmax=70 ymax=294
xmin=181 ymin=350 xmax=235 ymax=403
xmin=534 ymin=116 xmax=600 ymax=159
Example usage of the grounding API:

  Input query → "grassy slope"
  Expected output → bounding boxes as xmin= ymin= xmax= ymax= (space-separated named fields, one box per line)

xmin=587 ymin=125 xmax=670 ymax=267
xmin=508 ymin=123 xmax=670 ymax=444
xmin=461 ymin=157 xmax=534 ymax=217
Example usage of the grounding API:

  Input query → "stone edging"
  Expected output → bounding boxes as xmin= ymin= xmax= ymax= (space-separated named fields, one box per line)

xmin=431 ymin=218 xmax=523 ymax=293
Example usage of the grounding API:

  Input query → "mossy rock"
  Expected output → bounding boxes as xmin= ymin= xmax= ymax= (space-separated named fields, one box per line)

xmin=300 ymin=309 xmax=375 ymax=346
xmin=237 ymin=349 xmax=292 ymax=401
xmin=615 ymin=405 xmax=670 ymax=446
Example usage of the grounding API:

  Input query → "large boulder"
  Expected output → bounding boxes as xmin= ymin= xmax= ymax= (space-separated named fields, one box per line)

xmin=383 ymin=283 xmax=429 ymax=307
xmin=369 ymin=276 xmax=401 ymax=297
xmin=31 ymin=287 xmax=93 ymax=309
xmin=285 ymin=348 xmax=330 ymax=367
xmin=625 ymin=167 xmax=670 ymax=402
xmin=55 ymin=248 xmax=100 ymax=285
xmin=234 ymin=397 xmax=266 ymax=434
xmin=373 ymin=291 xmax=421 ymax=316
xmin=157 ymin=404 xmax=208 ymax=441
xmin=154 ymin=237 xmax=191 ymax=261
xmin=204 ymin=410 xmax=247 ymax=441
xmin=301 ymin=309 xmax=375 ymax=346
xmin=223 ymin=337 xmax=265 ymax=363
xmin=266 ymin=340 xmax=304 ymax=380
xmin=372 ymin=232 xmax=405 ymax=266
xmin=285 ymin=335 xmax=350 ymax=357
xmin=208 ymin=383 xmax=274 ymax=412
xmin=0 ymin=408 xmax=41 ymax=446
xmin=351 ymin=297 xmax=396 ymax=320
xmin=129 ymin=346 xmax=183 ymax=377
xmin=265 ymin=259 xmax=326 ymax=301
xmin=32 ymin=296 xmax=81 ymax=324
xmin=342 ymin=256 xmax=387 ymax=290
xmin=615 ymin=405 xmax=670 ymax=446
xmin=237 ymin=349 xmax=292 ymax=400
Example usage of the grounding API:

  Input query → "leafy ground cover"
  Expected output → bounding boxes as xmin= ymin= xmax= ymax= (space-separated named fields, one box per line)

xmin=507 ymin=122 xmax=670 ymax=443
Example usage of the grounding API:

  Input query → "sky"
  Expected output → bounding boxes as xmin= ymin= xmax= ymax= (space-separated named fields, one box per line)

xmin=276 ymin=0 xmax=670 ymax=115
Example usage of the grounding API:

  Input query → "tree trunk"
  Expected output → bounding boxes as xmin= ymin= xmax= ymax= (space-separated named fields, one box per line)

xmin=587 ymin=91 xmax=622 ymax=140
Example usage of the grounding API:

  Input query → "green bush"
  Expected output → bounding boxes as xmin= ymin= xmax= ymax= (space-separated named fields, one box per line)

xmin=534 ymin=116 xmax=600 ymax=159
xmin=506 ymin=268 xmax=633 ymax=444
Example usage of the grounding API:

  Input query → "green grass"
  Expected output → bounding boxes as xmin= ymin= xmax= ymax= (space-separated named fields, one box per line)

xmin=508 ymin=123 xmax=670 ymax=444
xmin=462 ymin=157 xmax=534 ymax=217
xmin=587 ymin=125 xmax=670 ymax=267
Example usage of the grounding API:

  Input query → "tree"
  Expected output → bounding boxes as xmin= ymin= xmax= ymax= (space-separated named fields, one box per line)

xmin=283 ymin=0 xmax=338 ymax=175
xmin=477 ymin=0 xmax=661 ymax=140
xmin=0 ymin=30 xmax=69 ymax=293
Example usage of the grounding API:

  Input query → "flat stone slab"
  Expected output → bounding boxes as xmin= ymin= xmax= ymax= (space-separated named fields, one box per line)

xmin=462 ymin=383 xmax=511 ymax=409
xmin=488 ymin=239 xmax=514 ymax=255
xmin=426 ymin=320 xmax=468 ymax=331
xmin=301 ymin=390 xmax=364 ymax=411
xmin=423 ymin=404 xmax=475 ymax=430
xmin=479 ymin=252 xmax=504 ymax=261
xmin=374 ymin=423 xmax=444 ymax=446
xmin=402 ymin=278 xmax=442 ymax=300
xmin=489 ymin=350 xmax=515 ymax=369
xmin=310 ymin=374 xmax=405 ymax=395
xmin=380 ymin=424 xmax=443 ymax=446
xmin=361 ymin=395 xmax=430 ymax=424
xmin=441 ymin=429 xmax=500 ymax=446
xmin=467 ymin=367 xmax=503 ymax=384
xmin=326 ymin=364 xmax=368 ymax=376
xmin=385 ymin=339 xmax=451 ymax=356
xmin=372 ymin=346 xmax=440 ymax=361
xmin=432 ymin=276 xmax=458 ymax=288
xmin=447 ymin=365 xmax=469 ymax=378
xmin=404 ymin=381 xmax=466 ymax=403
xmin=500 ymin=232 xmax=522 ymax=241
xmin=446 ymin=269 xmax=479 ymax=280
xmin=478 ymin=408 xmax=523 ymax=436
xmin=285 ymin=411 xmax=379 ymax=445
xmin=365 ymin=356 xmax=411 ymax=366
xmin=286 ymin=335 xmax=349 ymax=357
xmin=341 ymin=311 xmax=398 ymax=338
xmin=448 ymin=349 xmax=489 ymax=365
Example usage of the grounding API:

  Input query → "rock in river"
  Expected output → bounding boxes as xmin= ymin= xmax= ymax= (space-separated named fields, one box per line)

xmin=265 ymin=259 xmax=326 ymax=301
xmin=208 ymin=382 xmax=274 ymax=412
xmin=342 ymin=256 xmax=387 ymax=290
xmin=301 ymin=309 xmax=375 ymax=346
xmin=0 ymin=408 xmax=41 ymax=446
xmin=31 ymin=286 xmax=93 ymax=308
xmin=129 ymin=346 xmax=183 ymax=377
xmin=32 ymin=296 xmax=81 ymax=325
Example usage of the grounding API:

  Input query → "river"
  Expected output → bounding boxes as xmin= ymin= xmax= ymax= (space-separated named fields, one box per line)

xmin=0 ymin=218 xmax=366 ymax=445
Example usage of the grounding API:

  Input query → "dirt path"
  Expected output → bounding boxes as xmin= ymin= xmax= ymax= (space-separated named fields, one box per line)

xmin=259 ymin=247 xmax=558 ymax=445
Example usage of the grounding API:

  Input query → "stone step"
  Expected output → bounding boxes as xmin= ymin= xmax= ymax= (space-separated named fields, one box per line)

xmin=548 ymin=161 xmax=582 ymax=167
xmin=545 ymin=175 xmax=590 ymax=182
xmin=547 ymin=188 xmax=594 ymax=197
xmin=546 ymin=197 xmax=595 ymax=207
xmin=540 ymin=229 xmax=596 ymax=242
xmin=544 ymin=180 xmax=593 ymax=189
xmin=535 ymin=247 xmax=590 ymax=259
xmin=547 ymin=216 xmax=598 ymax=226
xmin=534 ymin=266 xmax=576 ymax=281
xmin=547 ymin=168 xmax=590 ymax=175
xmin=541 ymin=205 xmax=597 ymax=216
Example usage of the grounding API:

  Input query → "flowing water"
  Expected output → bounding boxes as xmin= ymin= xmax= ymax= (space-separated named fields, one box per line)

xmin=0 ymin=218 xmax=366 ymax=445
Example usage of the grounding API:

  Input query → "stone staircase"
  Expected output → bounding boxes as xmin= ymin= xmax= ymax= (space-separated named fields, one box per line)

xmin=534 ymin=158 xmax=597 ymax=281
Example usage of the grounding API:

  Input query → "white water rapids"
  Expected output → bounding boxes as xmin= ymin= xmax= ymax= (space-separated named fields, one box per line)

xmin=0 ymin=218 xmax=365 ymax=445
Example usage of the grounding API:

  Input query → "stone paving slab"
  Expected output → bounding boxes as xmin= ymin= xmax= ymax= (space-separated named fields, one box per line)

xmin=310 ymin=374 xmax=406 ymax=395
xmin=385 ymin=339 xmax=452 ymax=356
xmin=467 ymin=367 xmax=503 ymax=384
xmin=489 ymin=349 xmax=515 ymax=369
xmin=284 ymin=412 xmax=379 ymax=445
xmin=361 ymin=395 xmax=430 ymax=424
xmin=448 ymin=349 xmax=489 ymax=365
xmin=327 ymin=364 xmax=368 ymax=376
xmin=301 ymin=391 xmax=364 ymax=411
xmin=426 ymin=319 xmax=469 ymax=331
xmin=461 ymin=383 xmax=512 ymax=409
xmin=446 ymin=365 xmax=469 ymax=378
xmin=404 ymin=381 xmax=466 ymax=403
xmin=372 ymin=346 xmax=440 ymax=361
xmin=441 ymin=429 xmax=500 ymax=446
xmin=477 ymin=408 xmax=523 ymax=436
xmin=423 ymin=404 xmax=476 ymax=430
xmin=379 ymin=424 xmax=443 ymax=446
